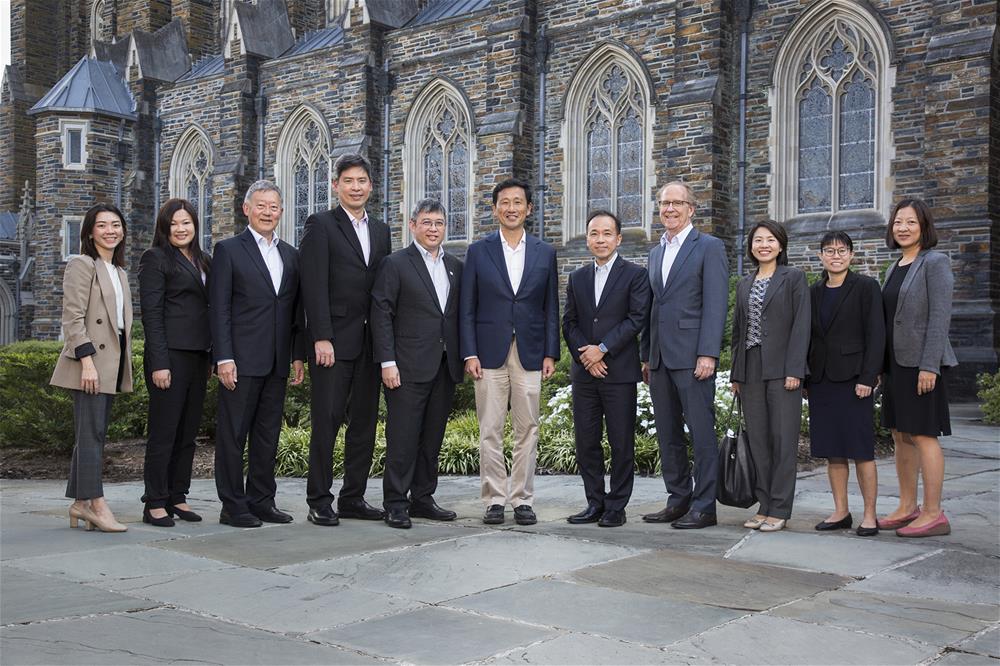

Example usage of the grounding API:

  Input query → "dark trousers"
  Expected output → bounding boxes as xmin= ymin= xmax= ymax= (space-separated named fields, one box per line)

xmin=571 ymin=380 xmax=636 ymax=512
xmin=214 ymin=372 xmax=286 ymax=515
xmin=740 ymin=346 xmax=800 ymax=519
xmin=66 ymin=391 xmax=115 ymax=500
xmin=382 ymin=358 xmax=455 ymax=510
xmin=143 ymin=350 xmax=209 ymax=508
xmin=649 ymin=365 xmax=719 ymax=514
xmin=306 ymin=336 xmax=380 ymax=508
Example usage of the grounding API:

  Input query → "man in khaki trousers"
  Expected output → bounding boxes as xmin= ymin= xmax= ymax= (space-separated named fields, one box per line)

xmin=459 ymin=178 xmax=560 ymax=525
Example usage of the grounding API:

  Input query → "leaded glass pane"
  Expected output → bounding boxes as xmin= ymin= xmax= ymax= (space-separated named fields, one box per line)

xmin=186 ymin=176 xmax=199 ymax=211
xmin=838 ymin=71 xmax=875 ymax=210
xmin=448 ymin=138 xmax=468 ymax=240
xmin=587 ymin=115 xmax=612 ymax=213
xmin=314 ymin=160 xmax=329 ymax=218
xmin=294 ymin=160 xmax=309 ymax=245
xmin=798 ymin=80 xmax=832 ymax=213
xmin=67 ymin=219 xmax=81 ymax=256
xmin=424 ymin=143 xmax=443 ymax=204
xmin=616 ymin=108 xmax=643 ymax=228
xmin=201 ymin=177 xmax=213 ymax=251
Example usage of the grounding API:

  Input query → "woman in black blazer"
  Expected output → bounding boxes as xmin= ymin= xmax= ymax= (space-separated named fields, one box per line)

xmin=139 ymin=199 xmax=212 ymax=526
xmin=731 ymin=220 xmax=810 ymax=533
xmin=806 ymin=232 xmax=885 ymax=537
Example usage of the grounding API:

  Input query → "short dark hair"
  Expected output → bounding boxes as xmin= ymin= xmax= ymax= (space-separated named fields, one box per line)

xmin=746 ymin=219 xmax=789 ymax=266
xmin=333 ymin=153 xmax=373 ymax=180
xmin=411 ymin=198 xmax=447 ymax=220
xmin=586 ymin=209 xmax=621 ymax=234
xmin=80 ymin=202 xmax=127 ymax=267
xmin=153 ymin=198 xmax=211 ymax=275
xmin=886 ymin=198 xmax=938 ymax=250
xmin=492 ymin=178 xmax=532 ymax=206
xmin=819 ymin=230 xmax=854 ymax=252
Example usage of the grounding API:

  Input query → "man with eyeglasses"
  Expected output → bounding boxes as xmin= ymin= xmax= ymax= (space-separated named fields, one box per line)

xmin=371 ymin=199 xmax=463 ymax=528
xmin=640 ymin=181 xmax=729 ymax=529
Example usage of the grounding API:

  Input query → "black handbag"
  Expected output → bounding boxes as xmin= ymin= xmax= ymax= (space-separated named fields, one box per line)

xmin=717 ymin=396 xmax=757 ymax=508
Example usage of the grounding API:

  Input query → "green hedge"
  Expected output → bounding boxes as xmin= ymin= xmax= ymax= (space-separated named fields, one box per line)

xmin=977 ymin=371 xmax=1000 ymax=425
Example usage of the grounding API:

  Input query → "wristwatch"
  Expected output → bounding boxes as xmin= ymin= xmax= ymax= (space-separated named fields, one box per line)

xmin=598 ymin=342 xmax=608 ymax=354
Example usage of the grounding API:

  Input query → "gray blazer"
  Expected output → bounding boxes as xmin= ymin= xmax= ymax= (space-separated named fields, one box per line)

xmin=883 ymin=250 xmax=957 ymax=374
xmin=731 ymin=265 xmax=811 ymax=383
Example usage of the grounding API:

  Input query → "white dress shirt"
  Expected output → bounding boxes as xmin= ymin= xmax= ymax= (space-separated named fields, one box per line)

xmin=382 ymin=242 xmax=450 ymax=370
xmin=249 ymin=226 xmax=283 ymax=293
xmin=594 ymin=252 xmax=618 ymax=306
xmin=103 ymin=260 xmax=125 ymax=332
xmin=502 ymin=231 xmax=527 ymax=293
xmin=660 ymin=222 xmax=694 ymax=286
xmin=344 ymin=205 xmax=371 ymax=265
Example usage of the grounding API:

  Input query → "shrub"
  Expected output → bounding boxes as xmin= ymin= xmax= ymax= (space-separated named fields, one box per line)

xmin=977 ymin=371 xmax=1000 ymax=425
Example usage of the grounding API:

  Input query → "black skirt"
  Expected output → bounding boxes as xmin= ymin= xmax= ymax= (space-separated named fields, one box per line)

xmin=808 ymin=378 xmax=875 ymax=460
xmin=881 ymin=356 xmax=951 ymax=437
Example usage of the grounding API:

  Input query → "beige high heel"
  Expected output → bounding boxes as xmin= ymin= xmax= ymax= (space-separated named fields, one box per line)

xmin=68 ymin=504 xmax=90 ymax=529
xmin=85 ymin=508 xmax=128 ymax=533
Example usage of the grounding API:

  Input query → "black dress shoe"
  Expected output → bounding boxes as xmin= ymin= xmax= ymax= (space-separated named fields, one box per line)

xmin=483 ymin=504 xmax=505 ymax=524
xmin=251 ymin=506 xmax=294 ymax=523
xmin=855 ymin=525 xmax=879 ymax=537
xmin=642 ymin=504 xmax=689 ymax=524
xmin=143 ymin=506 xmax=175 ymax=527
xmin=219 ymin=510 xmax=262 ymax=528
xmin=338 ymin=498 xmax=386 ymax=520
xmin=307 ymin=506 xmax=340 ymax=526
xmin=384 ymin=506 xmax=412 ymax=529
xmin=671 ymin=510 xmax=718 ymax=529
xmin=168 ymin=506 xmax=202 ymax=522
xmin=567 ymin=503 xmax=604 ymax=524
xmin=513 ymin=505 xmax=537 ymax=525
xmin=598 ymin=509 xmax=626 ymax=527
xmin=815 ymin=514 xmax=853 ymax=531
xmin=409 ymin=501 xmax=457 ymax=521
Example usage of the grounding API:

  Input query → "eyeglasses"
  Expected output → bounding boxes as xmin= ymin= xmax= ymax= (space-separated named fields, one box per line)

xmin=416 ymin=219 xmax=446 ymax=229
xmin=659 ymin=200 xmax=692 ymax=210
xmin=821 ymin=247 xmax=851 ymax=257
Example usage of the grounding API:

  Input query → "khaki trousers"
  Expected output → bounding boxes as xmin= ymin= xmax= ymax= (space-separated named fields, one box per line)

xmin=474 ymin=341 xmax=541 ymax=507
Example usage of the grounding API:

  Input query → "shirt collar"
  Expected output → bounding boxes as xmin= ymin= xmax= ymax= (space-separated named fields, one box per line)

xmin=342 ymin=205 xmax=368 ymax=226
xmin=594 ymin=252 xmax=618 ymax=273
xmin=413 ymin=240 xmax=444 ymax=262
xmin=501 ymin=230 xmax=526 ymax=251
xmin=660 ymin=222 xmax=694 ymax=247
xmin=248 ymin=225 xmax=277 ymax=248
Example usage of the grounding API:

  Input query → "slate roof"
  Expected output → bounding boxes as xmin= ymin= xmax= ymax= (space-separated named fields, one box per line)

xmin=408 ymin=0 xmax=492 ymax=27
xmin=177 ymin=54 xmax=225 ymax=82
xmin=92 ymin=39 xmax=131 ymax=74
xmin=27 ymin=57 xmax=137 ymax=120
xmin=0 ymin=212 xmax=17 ymax=241
xmin=131 ymin=19 xmax=191 ymax=82
xmin=234 ymin=0 xmax=295 ymax=59
xmin=282 ymin=26 xmax=345 ymax=58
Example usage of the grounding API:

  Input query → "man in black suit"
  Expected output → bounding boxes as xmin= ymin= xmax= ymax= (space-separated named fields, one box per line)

xmin=371 ymin=199 xmax=463 ymax=529
xmin=209 ymin=180 xmax=305 ymax=528
xmin=300 ymin=154 xmax=391 ymax=526
xmin=563 ymin=211 xmax=651 ymax=527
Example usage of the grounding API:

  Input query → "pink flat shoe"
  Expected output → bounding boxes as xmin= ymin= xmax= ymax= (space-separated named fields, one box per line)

xmin=896 ymin=512 xmax=950 ymax=538
xmin=877 ymin=509 xmax=920 ymax=530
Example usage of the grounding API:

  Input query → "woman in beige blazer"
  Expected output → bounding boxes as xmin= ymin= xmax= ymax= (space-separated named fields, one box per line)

xmin=50 ymin=203 xmax=134 ymax=532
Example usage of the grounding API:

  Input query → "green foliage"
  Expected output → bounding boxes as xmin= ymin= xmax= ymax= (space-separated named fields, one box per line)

xmin=977 ymin=371 xmax=1000 ymax=425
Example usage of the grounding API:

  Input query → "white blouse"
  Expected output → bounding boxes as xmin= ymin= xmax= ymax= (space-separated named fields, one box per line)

xmin=103 ymin=260 xmax=125 ymax=332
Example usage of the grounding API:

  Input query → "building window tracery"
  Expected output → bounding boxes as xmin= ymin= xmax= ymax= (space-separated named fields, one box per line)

xmin=169 ymin=127 xmax=214 ymax=251
xmin=276 ymin=106 xmax=331 ymax=246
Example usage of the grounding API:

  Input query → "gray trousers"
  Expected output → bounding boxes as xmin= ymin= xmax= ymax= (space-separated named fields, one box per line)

xmin=65 ymin=390 xmax=115 ymax=500
xmin=740 ymin=347 xmax=801 ymax=520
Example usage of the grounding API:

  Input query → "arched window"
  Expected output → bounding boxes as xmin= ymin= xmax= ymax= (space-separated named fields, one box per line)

xmin=562 ymin=44 xmax=654 ymax=242
xmin=275 ymin=106 xmax=331 ymax=246
xmin=0 ymin=280 xmax=14 ymax=345
xmin=769 ymin=1 xmax=895 ymax=221
xmin=168 ymin=126 xmax=214 ymax=251
xmin=91 ymin=0 xmax=108 ymax=46
xmin=403 ymin=79 xmax=475 ymax=243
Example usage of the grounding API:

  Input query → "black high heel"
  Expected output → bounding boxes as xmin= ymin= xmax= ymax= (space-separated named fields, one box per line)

xmin=169 ymin=505 xmax=202 ymax=522
xmin=143 ymin=506 xmax=175 ymax=527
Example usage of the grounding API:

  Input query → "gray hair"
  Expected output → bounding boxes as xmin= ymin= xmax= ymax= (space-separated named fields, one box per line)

xmin=411 ymin=198 xmax=447 ymax=220
xmin=657 ymin=180 xmax=696 ymax=206
xmin=244 ymin=180 xmax=283 ymax=204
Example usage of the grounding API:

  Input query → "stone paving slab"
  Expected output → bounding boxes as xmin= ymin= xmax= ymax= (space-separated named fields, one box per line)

xmin=484 ymin=633 xmax=672 ymax=664
xmin=447 ymin=578 xmax=744 ymax=645
xmin=569 ymin=549 xmax=850 ymax=612
xmin=0 ymin=566 xmax=158 ymax=625
xmin=848 ymin=550 xmax=1000 ymax=606
xmin=932 ymin=650 xmax=1000 ymax=665
xmin=8 ymin=543 xmax=231 ymax=583
xmin=279 ymin=530 xmax=640 ymax=603
xmin=538 ymin=521 xmax=748 ymax=556
xmin=0 ymin=608 xmax=376 ymax=664
xmin=661 ymin=613 xmax=937 ymax=665
xmin=953 ymin=625 xmax=1000 ymax=659
xmin=726 ymin=530 xmax=928 ymax=577
xmin=770 ymin=589 xmax=998 ymax=646
xmin=0 ymin=511 xmax=168 ymax=561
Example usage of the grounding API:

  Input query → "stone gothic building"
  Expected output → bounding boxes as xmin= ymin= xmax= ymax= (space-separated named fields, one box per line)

xmin=1 ymin=0 xmax=997 ymax=396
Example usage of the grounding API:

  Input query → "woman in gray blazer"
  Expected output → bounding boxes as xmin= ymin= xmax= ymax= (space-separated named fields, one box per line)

xmin=731 ymin=220 xmax=810 ymax=533
xmin=878 ymin=198 xmax=957 ymax=538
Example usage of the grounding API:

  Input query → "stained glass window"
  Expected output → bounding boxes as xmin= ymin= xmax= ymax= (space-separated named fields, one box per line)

xmin=170 ymin=129 xmax=213 ymax=250
xmin=419 ymin=95 xmax=472 ymax=241
xmin=277 ymin=111 xmax=331 ymax=246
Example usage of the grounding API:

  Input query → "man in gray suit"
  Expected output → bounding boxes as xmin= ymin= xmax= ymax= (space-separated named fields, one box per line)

xmin=641 ymin=181 xmax=729 ymax=529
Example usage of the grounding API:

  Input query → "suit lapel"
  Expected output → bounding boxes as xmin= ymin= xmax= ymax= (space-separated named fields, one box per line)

xmin=173 ymin=246 xmax=206 ymax=294
xmin=407 ymin=244 xmax=444 ymax=314
xmin=239 ymin=229 xmax=276 ymax=293
xmin=596 ymin=257 xmax=626 ymax=311
xmin=276 ymin=241 xmax=296 ymax=295
xmin=119 ymin=267 xmax=133 ymax=333
xmin=811 ymin=282 xmax=824 ymax=336
xmin=825 ymin=271 xmax=856 ymax=331
xmin=92 ymin=258 xmax=118 ymax=327
xmin=761 ymin=266 xmax=787 ymax=312
xmin=485 ymin=232 xmax=515 ymax=295
xmin=894 ymin=251 xmax=926 ymax=315
xmin=662 ymin=229 xmax=698 ymax=297
xmin=649 ymin=244 xmax=664 ymax=298
xmin=517 ymin=235 xmax=542 ymax=296
xmin=335 ymin=207 xmax=367 ymax=265
xmin=444 ymin=253 xmax=460 ymax=314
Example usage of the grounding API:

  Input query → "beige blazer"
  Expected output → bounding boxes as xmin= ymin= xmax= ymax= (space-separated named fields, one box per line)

xmin=50 ymin=255 xmax=134 ymax=394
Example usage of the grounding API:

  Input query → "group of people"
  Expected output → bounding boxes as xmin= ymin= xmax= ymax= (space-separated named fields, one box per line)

xmin=51 ymin=155 xmax=956 ymax=540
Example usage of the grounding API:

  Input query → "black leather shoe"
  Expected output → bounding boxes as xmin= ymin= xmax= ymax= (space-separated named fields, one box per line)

xmin=409 ymin=501 xmax=457 ymax=521
xmin=671 ymin=510 xmax=717 ymax=529
xmin=642 ymin=504 xmax=689 ymax=524
xmin=219 ymin=510 xmax=262 ymax=528
xmin=815 ymin=514 xmax=853 ymax=531
xmin=251 ymin=506 xmax=293 ymax=523
xmin=168 ymin=506 xmax=202 ymax=522
xmin=483 ymin=504 xmax=505 ymax=524
xmin=567 ymin=503 xmax=604 ymax=524
xmin=307 ymin=506 xmax=340 ymax=526
xmin=384 ymin=506 xmax=412 ymax=529
xmin=598 ymin=509 xmax=626 ymax=527
xmin=513 ymin=505 xmax=537 ymax=525
xmin=338 ymin=498 xmax=386 ymax=520
xmin=143 ymin=506 xmax=175 ymax=527
xmin=855 ymin=525 xmax=879 ymax=537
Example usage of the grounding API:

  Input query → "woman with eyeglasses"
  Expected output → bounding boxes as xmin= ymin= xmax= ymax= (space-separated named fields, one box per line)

xmin=805 ymin=232 xmax=885 ymax=536
xmin=878 ymin=199 xmax=956 ymax=537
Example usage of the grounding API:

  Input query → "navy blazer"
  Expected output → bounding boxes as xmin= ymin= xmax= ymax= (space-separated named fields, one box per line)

xmin=138 ymin=245 xmax=211 ymax=371
xmin=208 ymin=229 xmax=304 ymax=378
xmin=640 ymin=227 xmax=729 ymax=370
xmin=807 ymin=270 xmax=885 ymax=387
xmin=459 ymin=231 xmax=560 ymax=370
xmin=563 ymin=257 xmax=650 ymax=384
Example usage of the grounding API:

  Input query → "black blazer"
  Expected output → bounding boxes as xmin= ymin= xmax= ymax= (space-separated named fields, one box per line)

xmin=370 ymin=244 xmax=464 ymax=384
xmin=299 ymin=205 xmax=391 ymax=360
xmin=138 ymin=245 xmax=211 ymax=371
xmin=208 ymin=229 xmax=304 ymax=378
xmin=807 ymin=270 xmax=885 ymax=387
xmin=562 ymin=257 xmax=651 ymax=384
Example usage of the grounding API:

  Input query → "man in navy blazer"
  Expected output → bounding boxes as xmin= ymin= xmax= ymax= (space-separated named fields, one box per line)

xmin=640 ymin=181 xmax=729 ymax=529
xmin=563 ymin=211 xmax=651 ymax=527
xmin=460 ymin=178 xmax=560 ymax=526
xmin=209 ymin=180 xmax=305 ymax=528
